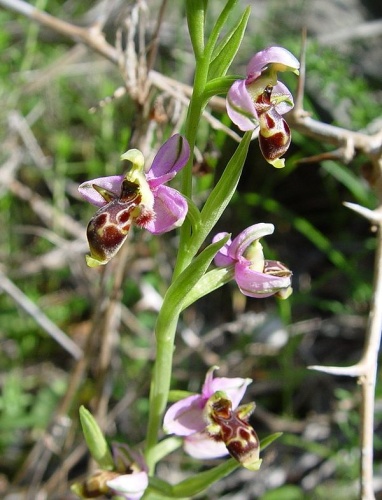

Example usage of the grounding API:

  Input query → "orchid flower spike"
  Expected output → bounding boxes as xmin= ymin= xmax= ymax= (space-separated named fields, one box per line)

xmin=213 ymin=223 xmax=292 ymax=299
xmin=227 ymin=46 xmax=300 ymax=168
xmin=78 ymin=135 xmax=190 ymax=267
xmin=164 ymin=366 xmax=256 ymax=464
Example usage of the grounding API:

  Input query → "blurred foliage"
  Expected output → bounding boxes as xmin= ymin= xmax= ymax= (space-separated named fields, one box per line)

xmin=0 ymin=0 xmax=381 ymax=498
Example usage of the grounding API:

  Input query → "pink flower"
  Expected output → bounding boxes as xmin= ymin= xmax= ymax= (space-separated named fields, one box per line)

xmin=163 ymin=367 xmax=252 ymax=459
xmin=78 ymin=135 xmax=189 ymax=266
xmin=72 ymin=443 xmax=148 ymax=500
xmin=106 ymin=472 xmax=148 ymax=500
xmin=226 ymin=46 xmax=299 ymax=168
xmin=106 ymin=444 xmax=148 ymax=500
xmin=213 ymin=223 xmax=292 ymax=298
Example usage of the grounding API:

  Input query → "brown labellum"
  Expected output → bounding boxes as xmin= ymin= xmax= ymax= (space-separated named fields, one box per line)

xmin=86 ymin=180 xmax=141 ymax=266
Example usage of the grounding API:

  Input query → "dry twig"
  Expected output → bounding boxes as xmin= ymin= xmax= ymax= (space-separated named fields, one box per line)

xmin=2 ymin=1 xmax=382 ymax=498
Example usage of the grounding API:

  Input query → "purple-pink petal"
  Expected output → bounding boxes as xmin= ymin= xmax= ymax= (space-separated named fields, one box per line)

xmin=163 ymin=394 xmax=206 ymax=436
xmin=228 ymin=223 xmax=274 ymax=260
xmin=213 ymin=233 xmax=235 ymax=267
xmin=201 ymin=368 xmax=251 ymax=410
xmin=235 ymin=261 xmax=292 ymax=298
xmin=200 ymin=366 xmax=217 ymax=397
xmin=272 ymin=81 xmax=295 ymax=115
xmin=209 ymin=377 xmax=252 ymax=410
xmin=78 ymin=175 xmax=124 ymax=207
xmin=143 ymin=184 xmax=187 ymax=234
xmin=184 ymin=432 xmax=229 ymax=459
xmin=146 ymin=134 xmax=190 ymax=187
xmin=107 ymin=471 xmax=148 ymax=500
xmin=246 ymin=46 xmax=300 ymax=80
xmin=227 ymin=79 xmax=260 ymax=131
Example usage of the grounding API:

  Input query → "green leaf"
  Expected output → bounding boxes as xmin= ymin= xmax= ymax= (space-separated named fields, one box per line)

xmin=203 ymin=75 xmax=240 ymax=101
xmin=159 ymin=235 xmax=230 ymax=319
xmin=184 ymin=196 xmax=202 ymax=234
xmin=204 ymin=0 xmax=238 ymax=60
xmin=262 ymin=485 xmax=305 ymax=500
xmin=195 ymin=131 xmax=251 ymax=251
xmin=208 ymin=6 xmax=250 ymax=80
xmin=171 ymin=458 xmax=239 ymax=497
xmin=149 ymin=436 xmax=182 ymax=464
xmin=260 ymin=432 xmax=283 ymax=450
xmin=79 ymin=406 xmax=114 ymax=470
xmin=181 ymin=265 xmax=234 ymax=311
xmin=185 ymin=0 xmax=206 ymax=59
xmin=144 ymin=477 xmax=174 ymax=499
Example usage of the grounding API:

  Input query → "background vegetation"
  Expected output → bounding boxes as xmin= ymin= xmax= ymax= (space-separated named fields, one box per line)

xmin=0 ymin=0 xmax=381 ymax=498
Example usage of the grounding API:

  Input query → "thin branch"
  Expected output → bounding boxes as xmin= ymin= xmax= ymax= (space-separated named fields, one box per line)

xmin=343 ymin=202 xmax=382 ymax=225
xmin=308 ymin=363 xmax=363 ymax=377
xmin=145 ymin=0 xmax=168 ymax=74
xmin=0 ymin=0 xmax=239 ymax=141
xmin=3 ymin=2 xmax=382 ymax=497
xmin=8 ymin=111 xmax=52 ymax=169
xmin=295 ymin=27 xmax=307 ymax=112
xmin=359 ymin=223 xmax=382 ymax=499
xmin=309 ymin=204 xmax=382 ymax=500
xmin=3 ymin=0 xmax=381 ymax=157
xmin=0 ymin=270 xmax=83 ymax=360
xmin=8 ymin=179 xmax=85 ymax=240
xmin=317 ymin=19 xmax=382 ymax=46
xmin=287 ymin=112 xmax=381 ymax=156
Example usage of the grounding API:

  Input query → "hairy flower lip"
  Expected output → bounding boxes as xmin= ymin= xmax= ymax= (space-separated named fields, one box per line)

xmin=235 ymin=260 xmax=292 ymax=298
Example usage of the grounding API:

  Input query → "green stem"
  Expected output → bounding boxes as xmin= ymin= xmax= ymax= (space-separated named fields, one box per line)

xmin=144 ymin=237 xmax=228 ymax=472
xmin=145 ymin=311 xmax=179 ymax=473
xmin=144 ymin=0 xmax=243 ymax=474
xmin=173 ymin=56 xmax=210 ymax=279
xmin=144 ymin=56 xmax=210 ymax=474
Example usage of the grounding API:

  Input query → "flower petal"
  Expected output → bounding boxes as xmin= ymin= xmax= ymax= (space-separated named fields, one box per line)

xmin=226 ymin=79 xmax=260 ymax=131
xmin=78 ymin=175 xmax=125 ymax=207
xmin=184 ymin=432 xmax=229 ymax=459
xmin=107 ymin=471 xmax=148 ymax=500
xmin=212 ymin=233 xmax=235 ymax=267
xmin=201 ymin=367 xmax=251 ymax=410
xmin=246 ymin=46 xmax=300 ymax=80
xmin=235 ymin=261 xmax=292 ymax=298
xmin=272 ymin=81 xmax=295 ymax=115
xmin=163 ymin=394 xmax=206 ymax=436
xmin=143 ymin=185 xmax=187 ymax=234
xmin=209 ymin=377 xmax=252 ymax=410
xmin=146 ymin=134 xmax=190 ymax=187
xmin=228 ymin=223 xmax=274 ymax=260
